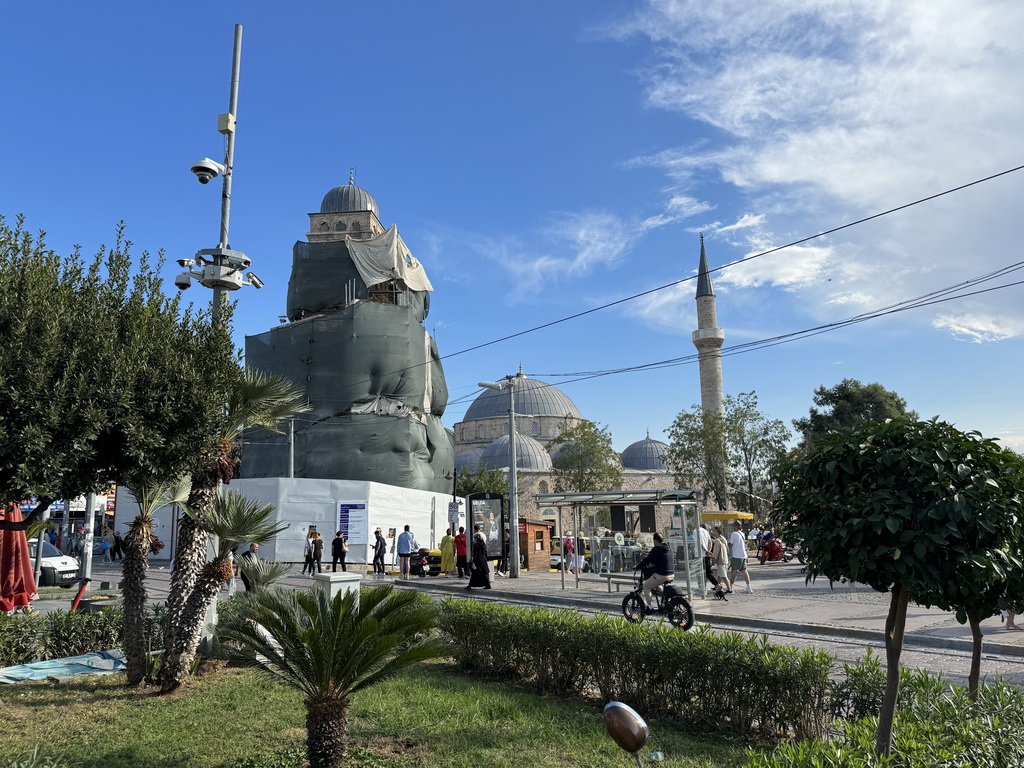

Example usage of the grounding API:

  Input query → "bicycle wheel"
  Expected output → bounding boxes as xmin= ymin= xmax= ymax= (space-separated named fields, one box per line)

xmin=667 ymin=596 xmax=695 ymax=631
xmin=622 ymin=593 xmax=646 ymax=624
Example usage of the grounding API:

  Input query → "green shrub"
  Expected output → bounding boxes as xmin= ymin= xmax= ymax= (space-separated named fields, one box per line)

xmin=829 ymin=647 xmax=886 ymax=722
xmin=3 ymin=746 xmax=78 ymax=768
xmin=0 ymin=605 xmax=164 ymax=667
xmin=746 ymin=672 xmax=1024 ymax=767
xmin=436 ymin=598 xmax=835 ymax=741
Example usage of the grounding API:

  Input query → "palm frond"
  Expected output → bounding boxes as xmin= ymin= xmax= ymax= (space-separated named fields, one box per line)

xmin=223 ymin=367 xmax=310 ymax=441
xmin=218 ymin=584 xmax=445 ymax=702
xmin=237 ymin=557 xmax=293 ymax=590
xmin=126 ymin=476 xmax=192 ymax=518
xmin=183 ymin=490 xmax=287 ymax=558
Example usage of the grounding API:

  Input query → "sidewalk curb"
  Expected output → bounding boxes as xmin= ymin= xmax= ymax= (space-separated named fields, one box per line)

xmin=393 ymin=578 xmax=1024 ymax=659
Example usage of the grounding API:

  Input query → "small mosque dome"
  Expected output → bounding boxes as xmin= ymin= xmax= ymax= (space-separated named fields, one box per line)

xmin=480 ymin=433 xmax=553 ymax=471
xmin=622 ymin=435 xmax=670 ymax=471
xmin=320 ymin=182 xmax=379 ymax=218
xmin=464 ymin=373 xmax=582 ymax=422
xmin=454 ymin=447 xmax=485 ymax=472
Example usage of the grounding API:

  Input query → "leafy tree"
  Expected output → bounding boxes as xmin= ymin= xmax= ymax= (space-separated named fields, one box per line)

xmin=774 ymin=418 xmax=1024 ymax=755
xmin=0 ymin=216 xmax=235 ymax=530
xmin=667 ymin=392 xmax=789 ymax=512
xmin=454 ymin=465 xmax=509 ymax=500
xmin=725 ymin=393 xmax=791 ymax=517
xmin=550 ymin=421 xmax=623 ymax=493
xmin=159 ymin=490 xmax=286 ymax=692
xmin=220 ymin=585 xmax=446 ymax=768
xmin=793 ymin=378 xmax=917 ymax=451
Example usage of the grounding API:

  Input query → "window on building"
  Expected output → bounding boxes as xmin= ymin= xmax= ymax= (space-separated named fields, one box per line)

xmin=319 ymin=222 xmax=329 ymax=232
xmin=334 ymin=221 xmax=347 ymax=232
xmin=351 ymin=221 xmax=361 ymax=232
xmin=538 ymin=480 xmax=548 ymax=493
xmin=531 ymin=421 xmax=539 ymax=437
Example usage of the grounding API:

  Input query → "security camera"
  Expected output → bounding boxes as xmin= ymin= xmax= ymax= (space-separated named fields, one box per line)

xmin=190 ymin=158 xmax=226 ymax=184
xmin=246 ymin=272 xmax=264 ymax=289
xmin=174 ymin=273 xmax=192 ymax=290
xmin=176 ymin=258 xmax=195 ymax=268
xmin=225 ymin=253 xmax=251 ymax=270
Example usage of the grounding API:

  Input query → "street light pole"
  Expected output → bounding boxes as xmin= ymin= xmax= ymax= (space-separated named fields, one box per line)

xmin=478 ymin=376 xmax=520 ymax=578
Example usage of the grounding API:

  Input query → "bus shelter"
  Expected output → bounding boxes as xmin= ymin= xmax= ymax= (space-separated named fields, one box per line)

xmin=532 ymin=489 xmax=704 ymax=597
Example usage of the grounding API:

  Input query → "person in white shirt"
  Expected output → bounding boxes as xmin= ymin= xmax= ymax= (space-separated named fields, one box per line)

xmin=697 ymin=524 xmax=717 ymax=589
xmin=729 ymin=521 xmax=753 ymax=593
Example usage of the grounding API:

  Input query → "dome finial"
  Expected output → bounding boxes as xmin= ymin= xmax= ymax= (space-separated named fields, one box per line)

xmin=348 ymin=167 xmax=355 ymax=185
xmin=646 ymin=429 xmax=650 ymax=439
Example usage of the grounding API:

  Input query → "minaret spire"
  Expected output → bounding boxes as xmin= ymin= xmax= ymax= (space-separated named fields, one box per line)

xmin=692 ymin=236 xmax=725 ymax=418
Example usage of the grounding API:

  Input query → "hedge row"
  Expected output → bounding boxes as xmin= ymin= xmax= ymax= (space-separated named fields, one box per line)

xmin=436 ymin=598 xmax=835 ymax=741
xmin=0 ymin=607 xmax=163 ymax=668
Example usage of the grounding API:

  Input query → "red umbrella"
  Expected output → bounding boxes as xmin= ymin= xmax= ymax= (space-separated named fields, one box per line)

xmin=0 ymin=504 xmax=39 ymax=613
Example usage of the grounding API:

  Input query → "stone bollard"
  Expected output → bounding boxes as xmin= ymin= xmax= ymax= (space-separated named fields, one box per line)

xmin=311 ymin=571 xmax=362 ymax=608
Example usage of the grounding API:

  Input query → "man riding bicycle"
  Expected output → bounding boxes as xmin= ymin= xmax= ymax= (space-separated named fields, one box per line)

xmin=636 ymin=533 xmax=674 ymax=614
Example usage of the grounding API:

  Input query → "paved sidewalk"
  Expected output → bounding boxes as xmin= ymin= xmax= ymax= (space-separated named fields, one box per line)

xmin=43 ymin=559 xmax=1024 ymax=658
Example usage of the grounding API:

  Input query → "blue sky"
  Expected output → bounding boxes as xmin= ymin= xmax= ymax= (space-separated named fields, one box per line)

xmin=3 ymin=1 xmax=1023 ymax=453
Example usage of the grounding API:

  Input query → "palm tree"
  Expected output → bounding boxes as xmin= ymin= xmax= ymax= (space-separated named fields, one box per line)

xmin=121 ymin=478 xmax=189 ymax=686
xmin=160 ymin=490 xmax=287 ymax=693
xmin=160 ymin=367 xmax=308 ymax=687
xmin=220 ymin=585 xmax=446 ymax=768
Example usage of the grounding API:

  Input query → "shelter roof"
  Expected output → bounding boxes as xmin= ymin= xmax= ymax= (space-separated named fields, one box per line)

xmin=532 ymin=489 xmax=699 ymax=506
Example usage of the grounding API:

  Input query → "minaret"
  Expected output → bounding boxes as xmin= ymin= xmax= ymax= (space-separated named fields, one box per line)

xmin=692 ymin=234 xmax=725 ymax=416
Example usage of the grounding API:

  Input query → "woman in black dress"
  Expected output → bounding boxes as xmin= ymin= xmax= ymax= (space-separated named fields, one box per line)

xmin=465 ymin=527 xmax=491 ymax=590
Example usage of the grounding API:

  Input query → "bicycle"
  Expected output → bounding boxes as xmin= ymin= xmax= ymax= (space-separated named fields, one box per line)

xmin=621 ymin=570 xmax=695 ymax=630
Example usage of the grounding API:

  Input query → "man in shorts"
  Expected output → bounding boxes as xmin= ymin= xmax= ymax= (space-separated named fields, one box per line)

xmin=729 ymin=521 xmax=753 ymax=593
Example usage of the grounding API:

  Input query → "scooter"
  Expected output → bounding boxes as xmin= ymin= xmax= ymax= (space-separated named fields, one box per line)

xmin=408 ymin=547 xmax=431 ymax=578
xmin=757 ymin=536 xmax=789 ymax=565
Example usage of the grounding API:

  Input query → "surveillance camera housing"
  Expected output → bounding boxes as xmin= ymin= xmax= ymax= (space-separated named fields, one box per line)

xmin=190 ymin=158 xmax=225 ymax=184
xmin=225 ymin=253 xmax=251 ymax=270
xmin=246 ymin=272 xmax=264 ymax=289
xmin=174 ymin=273 xmax=192 ymax=290
xmin=176 ymin=258 xmax=195 ymax=269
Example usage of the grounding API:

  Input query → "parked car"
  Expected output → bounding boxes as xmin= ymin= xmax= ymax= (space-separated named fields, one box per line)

xmin=27 ymin=540 xmax=81 ymax=587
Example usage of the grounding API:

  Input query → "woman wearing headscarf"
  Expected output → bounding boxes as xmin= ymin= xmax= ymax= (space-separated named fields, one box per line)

xmin=465 ymin=525 xmax=491 ymax=591
xmin=440 ymin=528 xmax=456 ymax=576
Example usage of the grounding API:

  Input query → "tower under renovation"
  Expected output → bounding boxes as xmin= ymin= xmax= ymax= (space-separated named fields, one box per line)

xmin=241 ymin=177 xmax=454 ymax=493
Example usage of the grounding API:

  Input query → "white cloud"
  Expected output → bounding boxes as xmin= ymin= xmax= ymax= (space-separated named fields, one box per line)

xmin=932 ymin=313 xmax=1022 ymax=343
xmin=610 ymin=0 xmax=1024 ymax=338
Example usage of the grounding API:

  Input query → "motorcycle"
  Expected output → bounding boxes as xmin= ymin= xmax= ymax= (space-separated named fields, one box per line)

xmin=408 ymin=547 xmax=432 ymax=578
xmin=757 ymin=536 xmax=789 ymax=565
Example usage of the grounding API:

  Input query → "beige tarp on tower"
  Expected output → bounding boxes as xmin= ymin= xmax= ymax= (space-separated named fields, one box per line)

xmin=346 ymin=225 xmax=434 ymax=292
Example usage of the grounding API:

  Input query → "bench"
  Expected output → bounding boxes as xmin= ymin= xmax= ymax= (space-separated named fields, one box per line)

xmin=576 ymin=573 xmax=637 ymax=593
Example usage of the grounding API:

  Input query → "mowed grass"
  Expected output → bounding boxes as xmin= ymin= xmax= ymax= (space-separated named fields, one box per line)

xmin=0 ymin=662 xmax=749 ymax=767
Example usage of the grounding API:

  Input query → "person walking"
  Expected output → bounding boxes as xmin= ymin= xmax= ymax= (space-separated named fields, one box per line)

xmin=310 ymin=531 xmax=324 ymax=574
xmin=465 ymin=525 xmax=491 ymax=591
xmin=331 ymin=531 xmax=348 ymax=572
xmin=455 ymin=526 xmax=469 ymax=578
xmin=372 ymin=528 xmax=387 ymax=574
xmin=240 ymin=543 xmax=259 ymax=591
xmin=710 ymin=526 xmax=732 ymax=597
xmin=396 ymin=525 xmax=417 ymax=578
xmin=698 ymin=524 xmax=718 ymax=589
xmin=440 ymin=528 xmax=456 ymax=576
xmin=495 ymin=528 xmax=510 ymax=576
xmin=111 ymin=530 xmax=124 ymax=561
xmin=562 ymin=531 xmax=575 ymax=574
xmin=729 ymin=521 xmax=753 ymax=593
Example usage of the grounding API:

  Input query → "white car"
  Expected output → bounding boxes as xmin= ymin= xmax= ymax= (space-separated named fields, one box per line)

xmin=27 ymin=540 xmax=81 ymax=587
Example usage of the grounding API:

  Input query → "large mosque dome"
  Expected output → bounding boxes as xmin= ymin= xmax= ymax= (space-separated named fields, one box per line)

xmin=320 ymin=182 xmax=380 ymax=218
xmin=464 ymin=373 xmax=582 ymax=422
xmin=480 ymin=433 xmax=553 ymax=471
xmin=454 ymin=446 xmax=485 ymax=472
xmin=621 ymin=435 xmax=670 ymax=471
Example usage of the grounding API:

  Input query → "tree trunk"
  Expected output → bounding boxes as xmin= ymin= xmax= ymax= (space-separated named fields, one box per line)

xmin=122 ymin=514 xmax=153 ymax=686
xmin=158 ymin=482 xmax=214 ymax=684
xmin=876 ymin=584 xmax=910 ymax=757
xmin=160 ymin=560 xmax=226 ymax=693
xmin=306 ymin=696 xmax=350 ymax=768
xmin=968 ymin=611 xmax=983 ymax=701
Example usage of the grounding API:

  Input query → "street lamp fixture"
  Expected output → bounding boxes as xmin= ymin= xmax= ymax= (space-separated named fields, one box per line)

xmin=174 ymin=25 xmax=263 ymax=319
xmin=478 ymin=377 xmax=521 ymax=577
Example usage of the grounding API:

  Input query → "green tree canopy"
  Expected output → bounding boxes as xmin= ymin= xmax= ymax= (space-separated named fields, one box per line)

xmin=0 ymin=216 xmax=237 ymax=529
xmin=667 ymin=392 xmax=789 ymax=512
xmin=550 ymin=420 xmax=623 ymax=493
xmin=793 ymin=378 xmax=917 ymax=451
xmin=774 ymin=418 xmax=1024 ymax=754
xmin=454 ymin=465 xmax=509 ymax=500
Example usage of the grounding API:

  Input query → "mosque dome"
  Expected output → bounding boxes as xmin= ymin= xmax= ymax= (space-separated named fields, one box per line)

xmin=320 ymin=182 xmax=379 ymax=218
xmin=454 ymin=447 xmax=485 ymax=472
xmin=464 ymin=373 xmax=582 ymax=422
xmin=480 ymin=433 xmax=553 ymax=471
xmin=621 ymin=435 xmax=670 ymax=471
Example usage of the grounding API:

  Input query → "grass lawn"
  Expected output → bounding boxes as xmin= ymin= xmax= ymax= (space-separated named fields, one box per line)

xmin=0 ymin=662 xmax=750 ymax=767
